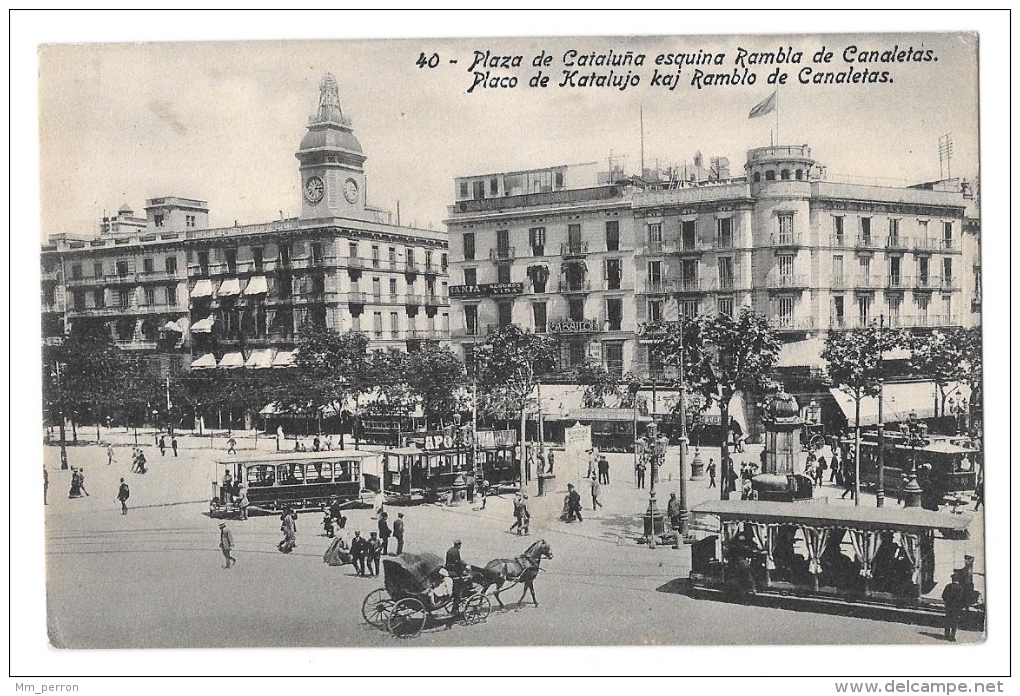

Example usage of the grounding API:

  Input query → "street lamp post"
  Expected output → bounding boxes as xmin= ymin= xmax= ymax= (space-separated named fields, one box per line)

xmin=876 ymin=378 xmax=885 ymax=508
xmin=53 ymin=362 xmax=69 ymax=470
xmin=676 ymin=324 xmax=691 ymax=543
xmin=901 ymin=411 xmax=926 ymax=508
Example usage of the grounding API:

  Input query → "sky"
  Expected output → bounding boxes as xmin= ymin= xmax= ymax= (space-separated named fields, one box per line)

xmin=12 ymin=9 xmax=1012 ymax=685
xmin=36 ymin=27 xmax=979 ymax=239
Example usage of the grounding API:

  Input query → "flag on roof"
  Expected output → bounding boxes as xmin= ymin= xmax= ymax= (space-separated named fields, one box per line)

xmin=748 ymin=91 xmax=777 ymax=119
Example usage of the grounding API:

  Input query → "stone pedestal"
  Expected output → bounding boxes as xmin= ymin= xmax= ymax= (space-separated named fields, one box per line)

xmin=690 ymin=448 xmax=705 ymax=480
xmin=641 ymin=505 xmax=667 ymax=543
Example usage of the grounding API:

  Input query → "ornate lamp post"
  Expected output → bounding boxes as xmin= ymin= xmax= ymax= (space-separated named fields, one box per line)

xmin=643 ymin=422 xmax=667 ymax=549
xmin=901 ymin=411 xmax=927 ymax=508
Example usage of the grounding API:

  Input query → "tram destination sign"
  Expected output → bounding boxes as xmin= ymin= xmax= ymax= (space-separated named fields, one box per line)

xmin=449 ymin=282 xmax=524 ymax=298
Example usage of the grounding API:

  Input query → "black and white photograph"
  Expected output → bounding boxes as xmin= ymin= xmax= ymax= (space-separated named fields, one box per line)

xmin=11 ymin=9 xmax=1011 ymax=690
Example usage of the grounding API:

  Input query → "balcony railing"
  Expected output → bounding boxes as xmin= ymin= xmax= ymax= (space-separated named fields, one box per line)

xmin=65 ymin=275 xmax=107 ymax=287
xmin=771 ymin=317 xmax=817 ymax=331
xmin=451 ymin=327 xmax=483 ymax=339
xmin=424 ymin=294 xmax=444 ymax=305
xmin=770 ymin=233 xmax=802 ymax=247
xmin=639 ymin=278 xmax=668 ymax=294
xmin=713 ymin=237 xmax=736 ymax=250
xmin=885 ymin=275 xmax=911 ymax=290
xmin=676 ymin=241 xmax=708 ymax=254
xmin=637 ymin=240 xmax=673 ymax=255
xmin=674 ymin=278 xmax=703 ymax=293
xmin=602 ymin=280 xmax=634 ymax=292
xmin=766 ymin=274 xmax=807 ymax=289
xmin=885 ymin=235 xmax=911 ymax=251
xmin=829 ymin=234 xmax=851 ymax=248
xmin=854 ymin=275 xmax=884 ymax=289
xmin=406 ymin=329 xmax=445 ymax=340
xmin=913 ymin=276 xmax=957 ymax=291
xmin=830 ymin=314 xmax=960 ymax=330
xmin=405 ymin=294 xmax=425 ymax=305
xmin=41 ymin=269 xmax=62 ymax=282
xmin=137 ymin=270 xmax=180 ymax=283
xmin=831 ymin=276 xmax=848 ymax=289
xmin=914 ymin=237 xmax=940 ymax=252
xmin=558 ymin=280 xmax=592 ymax=293
xmin=855 ymin=236 xmax=881 ymax=250
xmin=347 ymin=291 xmax=368 ymax=304
xmin=490 ymin=247 xmax=516 ymax=261
xmin=560 ymin=242 xmax=589 ymax=256
xmin=115 ymin=339 xmax=159 ymax=351
xmin=405 ymin=260 xmax=421 ymax=273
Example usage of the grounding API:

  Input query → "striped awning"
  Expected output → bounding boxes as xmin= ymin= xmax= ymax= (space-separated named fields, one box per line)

xmin=190 ymin=316 xmax=216 ymax=333
xmin=190 ymin=353 xmax=217 ymax=370
xmin=219 ymin=352 xmax=245 ymax=369
xmin=190 ymin=279 xmax=214 ymax=299
xmin=218 ymin=278 xmax=241 ymax=297
xmin=244 ymin=275 xmax=268 ymax=295
xmin=271 ymin=350 xmax=296 ymax=368
xmin=244 ymin=349 xmax=275 ymax=369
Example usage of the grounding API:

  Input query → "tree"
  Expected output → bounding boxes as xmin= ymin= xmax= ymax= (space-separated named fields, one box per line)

xmin=366 ymin=348 xmax=415 ymax=414
xmin=576 ymin=359 xmax=620 ymax=408
xmin=276 ymin=325 xmax=369 ymax=429
xmin=52 ymin=324 xmax=129 ymax=440
xmin=822 ymin=324 xmax=911 ymax=501
xmin=907 ymin=327 xmax=976 ymax=417
xmin=475 ymin=325 xmax=556 ymax=441
xmin=406 ymin=344 xmax=468 ymax=428
xmin=654 ymin=310 xmax=781 ymax=499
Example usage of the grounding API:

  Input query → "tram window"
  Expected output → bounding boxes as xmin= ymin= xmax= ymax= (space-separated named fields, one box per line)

xmin=280 ymin=463 xmax=304 ymax=485
xmin=307 ymin=463 xmax=330 ymax=482
xmin=246 ymin=465 xmax=274 ymax=486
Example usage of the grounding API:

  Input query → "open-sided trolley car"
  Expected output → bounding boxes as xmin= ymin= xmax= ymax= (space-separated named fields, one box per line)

xmin=210 ymin=450 xmax=380 ymax=517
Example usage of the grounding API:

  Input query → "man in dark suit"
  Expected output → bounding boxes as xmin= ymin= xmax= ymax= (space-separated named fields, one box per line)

xmin=567 ymin=483 xmax=583 ymax=522
xmin=445 ymin=540 xmax=467 ymax=614
xmin=350 ymin=531 xmax=368 ymax=576
xmin=392 ymin=513 xmax=405 ymax=555
xmin=377 ymin=511 xmax=392 ymax=555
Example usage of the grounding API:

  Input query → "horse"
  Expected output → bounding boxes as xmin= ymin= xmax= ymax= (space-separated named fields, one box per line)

xmin=478 ymin=539 xmax=553 ymax=610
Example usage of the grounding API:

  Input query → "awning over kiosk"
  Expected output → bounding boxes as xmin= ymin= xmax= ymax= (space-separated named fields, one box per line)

xmin=190 ymin=279 xmax=213 ymax=299
xmin=190 ymin=353 xmax=217 ymax=370
xmin=244 ymin=276 xmax=268 ymax=295
xmin=218 ymin=278 xmax=241 ymax=297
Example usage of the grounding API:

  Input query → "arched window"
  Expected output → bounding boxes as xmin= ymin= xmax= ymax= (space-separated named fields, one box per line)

xmin=795 ymin=169 xmax=804 ymax=180
xmin=781 ymin=169 xmax=791 ymax=180
xmin=753 ymin=172 xmax=761 ymax=183
xmin=765 ymin=170 xmax=776 ymax=181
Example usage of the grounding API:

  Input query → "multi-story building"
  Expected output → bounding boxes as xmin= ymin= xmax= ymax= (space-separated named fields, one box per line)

xmin=446 ymin=163 xmax=639 ymax=377
xmin=447 ymin=144 xmax=978 ymax=380
xmin=41 ymin=73 xmax=450 ymax=374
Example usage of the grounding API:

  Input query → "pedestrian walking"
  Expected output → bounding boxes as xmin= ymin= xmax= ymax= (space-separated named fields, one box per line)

xmin=547 ymin=449 xmax=555 ymax=475
xmin=43 ymin=467 xmax=48 ymax=505
xmin=519 ymin=495 xmax=530 ymax=535
xmin=367 ymin=531 xmax=383 ymax=576
xmin=350 ymin=531 xmax=368 ymax=576
xmin=726 ymin=460 xmax=739 ymax=494
xmin=226 ymin=432 xmax=237 ymax=454
xmin=107 ymin=443 xmax=116 ymax=466
xmin=377 ymin=511 xmax=391 ymax=555
xmin=280 ymin=508 xmax=297 ymax=551
xmin=566 ymin=483 xmax=583 ymax=522
xmin=598 ymin=454 xmax=610 ymax=485
xmin=942 ymin=574 xmax=966 ymax=642
xmin=816 ymin=456 xmax=827 ymax=486
xmin=135 ymin=449 xmax=147 ymax=474
xmin=841 ymin=465 xmax=856 ymax=500
xmin=392 ymin=512 xmax=405 ymax=555
xmin=78 ymin=468 xmax=90 ymax=496
xmin=973 ymin=474 xmax=983 ymax=511
xmin=465 ymin=471 xmax=475 ymax=504
xmin=219 ymin=523 xmax=236 ymax=568
xmin=830 ymin=455 xmax=840 ymax=483
xmin=636 ymin=460 xmax=646 ymax=489
xmin=590 ymin=477 xmax=603 ymax=511
xmin=159 ymin=435 xmax=166 ymax=457
xmin=707 ymin=458 xmax=717 ymax=488
xmin=238 ymin=484 xmax=249 ymax=521
xmin=171 ymin=436 xmax=178 ymax=457
xmin=509 ymin=493 xmax=524 ymax=534
xmin=444 ymin=540 xmax=467 ymax=614
xmin=116 ymin=478 xmax=130 ymax=515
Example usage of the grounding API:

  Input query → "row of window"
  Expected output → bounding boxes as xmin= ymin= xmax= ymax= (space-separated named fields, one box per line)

xmin=458 ymin=171 xmax=566 ymax=200
xmin=70 ymin=256 xmax=179 ymax=279
xmin=833 ymin=216 xmax=954 ymax=243
xmin=462 ymin=221 xmax=622 ymax=260
xmin=835 ymin=255 xmax=954 ymax=281
xmin=69 ymin=286 xmax=178 ymax=310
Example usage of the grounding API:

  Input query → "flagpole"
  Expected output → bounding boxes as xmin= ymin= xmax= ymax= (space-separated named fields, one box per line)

xmin=775 ymin=87 xmax=780 ymax=145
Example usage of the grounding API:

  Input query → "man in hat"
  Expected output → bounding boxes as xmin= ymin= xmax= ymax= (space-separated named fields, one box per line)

xmin=445 ymin=540 xmax=468 ymax=614
xmin=350 ymin=531 xmax=368 ymax=576
xmin=392 ymin=512 xmax=405 ymax=556
xmin=567 ymin=483 xmax=583 ymax=522
xmin=367 ymin=532 xmax=384 ymax=576
xmin=116 ymin=478 xmax=130 ymax=515
xmin=219 ymin=523 xmax=236 ymax=569
xmin=667 ymin=492 xmax=682 ymax=532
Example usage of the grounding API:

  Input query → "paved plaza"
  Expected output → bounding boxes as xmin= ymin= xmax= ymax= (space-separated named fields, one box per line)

xmin=42 ymin=431 xmax=984 ymax=648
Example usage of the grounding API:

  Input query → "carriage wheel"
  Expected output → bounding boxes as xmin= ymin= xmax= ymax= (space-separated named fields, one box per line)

xmin=388 ymin=598 xmax=427 ymax=638
xmin=809 ymin=434 xmax=826 ymax=451
xmin=461 ymin=593 xmax=491 ymax=625
xmin=361 ymin=588 xmax=394 ymax=630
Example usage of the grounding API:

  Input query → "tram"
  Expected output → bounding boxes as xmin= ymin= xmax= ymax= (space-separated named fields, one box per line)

xmin=687 ymin=500 xmax=983 ymax=629
xmin=381 ymin=431 xmax=472 ymax=505
xmin=846 ymin=431 xmax=979 ymax=498
xmin=474 ymin=429 xmax=519 ymax=493
xmin=209 ymin=450 xmax=380 ymax=518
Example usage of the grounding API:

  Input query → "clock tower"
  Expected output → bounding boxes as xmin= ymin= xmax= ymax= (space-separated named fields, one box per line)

xmin=296 ymin=73 xmax=367 ymax=220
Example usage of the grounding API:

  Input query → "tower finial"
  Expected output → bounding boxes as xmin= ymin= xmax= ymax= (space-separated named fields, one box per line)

xmin=313 ymin=73 xmax=349 ymax=126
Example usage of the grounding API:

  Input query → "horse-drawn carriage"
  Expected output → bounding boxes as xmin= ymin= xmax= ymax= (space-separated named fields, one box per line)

xmin=361 ymin=552 xmax=491 ymax=638
xmin=360 ymin=540 xmax=554 ymax=638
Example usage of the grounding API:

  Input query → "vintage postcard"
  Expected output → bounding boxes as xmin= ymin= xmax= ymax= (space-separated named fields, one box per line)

xmin=24 ymin=19 xmax=999 ymax=681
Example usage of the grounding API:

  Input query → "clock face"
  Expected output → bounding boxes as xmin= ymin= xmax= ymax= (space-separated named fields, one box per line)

xmin=304 ymin=176 xmax=324 ymax=203
xmin=343 ymin=178 xmax=359 ymax=204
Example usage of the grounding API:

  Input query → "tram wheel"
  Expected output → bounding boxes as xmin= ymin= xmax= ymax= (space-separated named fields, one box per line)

xmin=461 ymin=593 xmax=491 ymax=625
xmin=361 ymin=588 xmax=393 ymax=630
xmin=388 ymin=598 xmax=426 ymax=638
